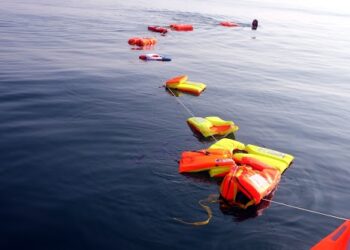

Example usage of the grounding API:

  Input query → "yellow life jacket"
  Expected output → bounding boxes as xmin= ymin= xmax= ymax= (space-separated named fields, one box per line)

xmin=166 ymin=75 xmax=206 ymax=96
xmin=187 ymin=116 xmax=239 ymax=138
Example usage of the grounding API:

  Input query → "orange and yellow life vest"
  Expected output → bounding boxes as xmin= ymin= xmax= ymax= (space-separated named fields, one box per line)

xmin=178 ymin=148 xmax=234 ymax=174
xmin=166 ymin=75 xmax=206 ymax=96
xmin=170 ymin=24 xmax=194 ymax=31
xmin=220 ymin=159 xmax=281 ymax=209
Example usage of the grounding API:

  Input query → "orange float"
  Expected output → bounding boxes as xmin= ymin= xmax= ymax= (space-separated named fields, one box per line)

xmin=128 ymin=37 xmax=157 ymax=47
xmin=311 ymin=220 xmax=350 ymax=250
xmin=148 ymin=26 xmax=168 ymax=34
xmin=170 ymin=24 xmax=193 ymax=31
xmin=220 ymin=21 xmax=239 ymax=27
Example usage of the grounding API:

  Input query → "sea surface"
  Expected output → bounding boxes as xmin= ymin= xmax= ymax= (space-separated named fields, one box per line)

xmin=0 ymin=0 xmax=349 ymax=249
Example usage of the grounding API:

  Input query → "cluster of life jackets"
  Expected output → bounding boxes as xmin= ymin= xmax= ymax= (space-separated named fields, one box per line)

xmin=128 ymin=24 xmax=193 ymax=49
xmin=127 ymin=20 xmax=292 ymax=214
xmin=178 ymin=138 xmax=294 ymax=209
xmin=127 ymin=20 xmax=347 ymax=250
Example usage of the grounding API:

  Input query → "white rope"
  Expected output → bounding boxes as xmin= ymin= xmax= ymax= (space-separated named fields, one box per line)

xmin=166 ymin=87 xmax=196 ymax=117
xmin=166 ymin=86 xmax=218 ymax=142
xmin=262 ymin=198 xmax=349 ymax=221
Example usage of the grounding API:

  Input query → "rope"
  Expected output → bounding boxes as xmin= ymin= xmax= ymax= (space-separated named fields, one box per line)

xmin=173 ymin=194 xmax=219 ymax=226
xmin=262 ymin=198 xmax=349 ymax=221
xmin=166 ymin=86 xmax=218 ymax=142
xmin=166 ymin=87 xmax=196 ymax=117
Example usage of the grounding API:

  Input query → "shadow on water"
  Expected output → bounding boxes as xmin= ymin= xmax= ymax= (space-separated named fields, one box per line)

xmin=187 ymin=128 xmax=237 ymax=142
xmin=219 ymin=191 xmax=275 ymax=222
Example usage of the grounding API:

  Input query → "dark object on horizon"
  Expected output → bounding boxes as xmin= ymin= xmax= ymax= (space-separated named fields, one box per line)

xmin=252 ymin=19 xmax=258 ymax=30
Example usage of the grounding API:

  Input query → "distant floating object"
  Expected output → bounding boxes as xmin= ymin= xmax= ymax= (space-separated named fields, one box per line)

xmin=170 ymin=24 xmax=194 ymax=31
xmin=128 ymin=37 xmax=157 ymax=47
xmin=252 ymin=19 xmax=258 ymax=30
xmin=311 ymin=220 xmax=350 ymax=250
xmin=187 ymin=116 xmax=239 ymax=138
xmin=220 ymin=21 xmax=239 ymax=27
xmin=165 ymin=75 xmax=206 ymax=96
xmin=139 ymin=54 xmax=171 ymax=61
xmin=148 ymin=26 xmax=168 ymax=34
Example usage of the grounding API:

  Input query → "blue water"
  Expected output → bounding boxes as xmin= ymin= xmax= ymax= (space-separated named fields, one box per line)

xmin=1 ymin=0 xmax=350 ymax=249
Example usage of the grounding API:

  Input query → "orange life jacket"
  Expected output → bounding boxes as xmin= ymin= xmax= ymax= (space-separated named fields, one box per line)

xmin=170 ymin=24 xmax=193 ymax=31
xmin=128 ymin=37 xmax=157 ymax=46
xmin=220 ymin=161 xmax=281 ymax=209
xmin=178 ymin=149 xmax=234 ymax=173
xmin=220 ymin=21 xmax=239 ymax=27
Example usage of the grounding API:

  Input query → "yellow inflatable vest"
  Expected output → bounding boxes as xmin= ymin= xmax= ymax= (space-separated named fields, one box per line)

xmin=207 ymin=139 xmax=245 ymax=177
xmin=187 ymin=116 xmax=239 ymax=138
xmin=209 ymin=138 xmax=245 ymax=152
xmin=165 ymin=75 xmax=206 ymax=96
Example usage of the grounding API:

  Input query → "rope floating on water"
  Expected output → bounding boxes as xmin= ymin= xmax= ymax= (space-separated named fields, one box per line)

xmin=263 ymin=198 xmax=349 ymax=221
xmin=174 ymin=195 xmax=349 ymax=227
xmin=166 ymin=86 xmax=218 ymax=142
xmin=166 ymin=87 xmax=196 ymax=117
xmin=173 ymin=194 xmax=219 ymax=226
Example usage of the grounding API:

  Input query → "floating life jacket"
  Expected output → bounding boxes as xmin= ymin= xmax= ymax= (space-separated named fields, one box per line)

xmin=187 ymin=116 xmax=239 ymax=138
xmin=178 ymin=148 xmax=234 ymax=174
xmin=128 ymin=37 xmax=157 ymax=47
xmin=170 ymin=24 xmax=194 ymax=31
xmin=208 ymin=138 xmax=246 ymax=153
xmin=165 ymin=75 xmax=206 ymax=96
xmin=220 ymin=21 xmax=239 ymax=27
xmin=139 ymin=54 xmax=171 ymax=61
xmin=208 ymin=139 xmax=245 ymax=177
xmin=311 ymin=220 xmax=350 ymax=250
xmin=178 ymin=139 xmax=244 ymax=178
xmin=234 ymin=144 xmax=294 ymax=173
xmin=220 ymin=161 xmax=281 ymax=209
xmin=148 ymin=26 xmax=168 ymax=33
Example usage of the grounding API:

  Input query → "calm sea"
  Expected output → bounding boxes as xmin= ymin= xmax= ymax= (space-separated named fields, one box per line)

xmin=0 ymin=0 xmax=349 ymax=249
